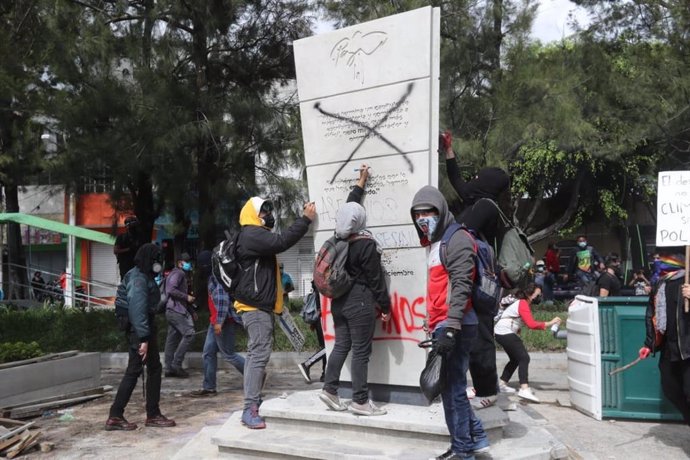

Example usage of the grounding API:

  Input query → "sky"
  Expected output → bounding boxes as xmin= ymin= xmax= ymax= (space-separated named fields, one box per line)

xmin=313 ymin=0 xmax=592 ymax=43
xmin=532 ymin=0 xmax=591 ymax=42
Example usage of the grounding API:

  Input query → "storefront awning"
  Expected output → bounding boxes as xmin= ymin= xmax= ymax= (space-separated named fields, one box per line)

xmin=0 ymin=213 xmax=116 ymax=246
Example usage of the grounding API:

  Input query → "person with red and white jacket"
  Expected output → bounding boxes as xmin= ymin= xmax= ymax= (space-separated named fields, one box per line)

xmin=411 ymin=185 xmax=489 ymax=460
xmin=494 ymin=284 xmax=561 ymax=402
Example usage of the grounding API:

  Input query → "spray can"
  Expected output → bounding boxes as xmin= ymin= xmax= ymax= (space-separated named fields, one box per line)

xmin=550 ymin=323 xmax=560 ymax=336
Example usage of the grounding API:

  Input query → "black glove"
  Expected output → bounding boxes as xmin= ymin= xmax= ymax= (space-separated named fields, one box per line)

xmin=434 ymin=327 xmax=458 ymax=355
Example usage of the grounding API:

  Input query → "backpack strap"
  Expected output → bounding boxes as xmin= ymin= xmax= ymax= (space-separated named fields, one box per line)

xmin=439 ymin=222 xmax=471 ymax=268
xmin=476 ymin=197 xmax=513 ymax=228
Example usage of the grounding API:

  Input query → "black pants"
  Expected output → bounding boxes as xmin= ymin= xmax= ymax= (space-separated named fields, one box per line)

xmin=109 ymin=319 xmax=162 ymax=418
xmin=469 ymin=314 xmax=498 ymax=396
xmin=304 ymin=320 xmax=327 ymax=372
xmin=659 ymin=352 xmax=690 ymax=425
xmin=495 ymin=333 xmax=530 ymax=385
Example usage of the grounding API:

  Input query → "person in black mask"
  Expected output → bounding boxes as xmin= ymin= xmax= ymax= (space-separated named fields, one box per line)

xmin=106 ymin=243 xmax=176 ymax=430
xmin=114 ymin=216 xmax=144 ymax=279
xmin=232 ymin=197 xmax=316 ymax=429
xmin=441 ymin=130 xmax=511 ymax=410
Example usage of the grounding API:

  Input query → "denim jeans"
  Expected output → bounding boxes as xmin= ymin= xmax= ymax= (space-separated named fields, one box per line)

xmin=202 ymin=322 xmax=245 ymax=391
xmin=435 ymin=324 xmax=486 ymax=455
xmin=323 ymin=284 xmax=376 ymax=404
xmin=241 ymin=309 xmax=274 ymax=409
xmin=164 ymin=309 xmax=195 ymax=370
xmin=110 ymin=318 xmax=162 ymax=418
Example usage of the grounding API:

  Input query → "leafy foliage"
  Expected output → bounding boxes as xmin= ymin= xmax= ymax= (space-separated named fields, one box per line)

xmin=0 ymin=341 xmax=43 ymax=364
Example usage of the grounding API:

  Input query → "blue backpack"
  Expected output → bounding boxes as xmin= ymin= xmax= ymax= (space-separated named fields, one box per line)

xmin=440 ymin=222 xmax=502 ymax=316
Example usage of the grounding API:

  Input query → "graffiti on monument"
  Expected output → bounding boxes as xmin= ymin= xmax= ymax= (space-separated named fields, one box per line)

xmin=330 ymin=30 xmax=388 ymax=84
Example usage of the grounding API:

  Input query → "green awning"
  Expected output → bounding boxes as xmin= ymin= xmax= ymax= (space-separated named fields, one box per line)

xmin=0 ymin=213 xmax=116 ymax=245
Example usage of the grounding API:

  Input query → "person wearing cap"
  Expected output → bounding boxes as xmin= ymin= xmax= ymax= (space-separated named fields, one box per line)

xmin=190 ymin=250 xmax=245 ymax=397
xmin=114 ymin=216 xmax=143 ymax=278
xmin=233 ymin=195 xmax=316 ymax=429
xmin=411 ymin=185 xmax=489 ymax=459
xmin=534 ymin=260 xmax=546 ymax=292
xmin=440 ymin=130 xmax=511 ymax=411
xmin=596 ymin=253 xmax=622 ymax=297
xmin=163 ymin=252 xmax=196 ymax=378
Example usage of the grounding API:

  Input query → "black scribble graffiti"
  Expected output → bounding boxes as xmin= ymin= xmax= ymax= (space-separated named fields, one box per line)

xmin=330 ymin=30 xmax=388 ymax=84
xmin=314 ymin=82 xmax=415 ymax=184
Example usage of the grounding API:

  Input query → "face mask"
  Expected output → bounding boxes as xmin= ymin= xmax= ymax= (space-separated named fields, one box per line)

xmin=613 ymin=266 xmax=622 ymax=277
xmin=415 ymin=215 xmax=440 ymax=239
xmin=537 ymin=266 xmax=545 ymax=272
xmin=578 ymin=241 xmax=587 ymax=249
xmin=152 ymin=262 xmax=162 ymax=274
xmin=262 ymin=214 xmax=275 ymax=229
xmin=154 ymin=273 xmax=163 ymax=286
xmin=182 ymin=262 xmax=192 ymax=272
xmin=532 ymin=294 xmax=542 ymax=305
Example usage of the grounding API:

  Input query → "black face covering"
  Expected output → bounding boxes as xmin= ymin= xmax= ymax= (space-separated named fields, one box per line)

xmin=262 ymin=214 xmax=275 ymax=229
xmin=532 ymin=295 xmax=542 ymax=305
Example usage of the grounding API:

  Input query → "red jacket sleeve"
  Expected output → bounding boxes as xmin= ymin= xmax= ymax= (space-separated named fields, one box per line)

xmin=518 ymin=300 xmax=546 ymax=330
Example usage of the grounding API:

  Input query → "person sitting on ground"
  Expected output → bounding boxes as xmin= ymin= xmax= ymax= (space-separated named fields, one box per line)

xmin=298 ymin=281 xmax=326 ymax=384
xmin=164 ymin=252 xmax=196 ymax=378
xmin=629 ymin=269 xmax=651 ymax=296
xmin=234 ymin=195 xmax=316 ymax=429
xmin=319 ymin=164 xmax=392 ymax=417
xmin=190 ymin=250 xmax=245 ymax=398
xmin=597 ymin=253 xmax=622 ymax=297
xmin=494 ymin=284 xmax=561 ymax=403
xmin=106 ymin=243 xmax=176 ymax=431
xmin=639 ymin=247 xmax=690 ymax=425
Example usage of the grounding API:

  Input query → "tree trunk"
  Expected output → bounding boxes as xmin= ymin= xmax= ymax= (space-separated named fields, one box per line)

xmin=5 ymin=182 xmax=27 ymax=299
xmin=129 ymin=172 xmax=156 ymax=245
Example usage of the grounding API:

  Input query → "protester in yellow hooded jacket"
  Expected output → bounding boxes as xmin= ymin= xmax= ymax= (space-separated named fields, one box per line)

xmin=233 ymin=196 xmax=316 ymax=429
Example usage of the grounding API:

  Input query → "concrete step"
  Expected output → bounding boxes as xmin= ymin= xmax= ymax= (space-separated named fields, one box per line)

xmin=174 ymin=405 xmax=567 ymax=460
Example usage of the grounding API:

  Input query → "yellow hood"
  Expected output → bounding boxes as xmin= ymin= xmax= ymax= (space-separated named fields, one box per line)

xmin=239 ymin=197 xmax=266 ymax=227
xmin=234 ymin=196 xmax=284 ymax=314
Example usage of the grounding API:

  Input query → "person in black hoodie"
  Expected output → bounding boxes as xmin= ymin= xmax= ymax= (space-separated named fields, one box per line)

xmin=105 ymin=243 xmax=176 ymax=431
xmin=639 ymin=248 xmax=690 ymax=425
xmin=233 ymin=196 xmax=316 ymax=429
xmin=318 ymin=164 xmax=392 ymax=416
xmin=442 ymin=131 xmax=511 ymax=410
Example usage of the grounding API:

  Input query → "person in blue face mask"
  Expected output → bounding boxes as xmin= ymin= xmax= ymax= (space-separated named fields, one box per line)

xmin=566 ymin=235 xmax=604 ymax=287
xmin=163 ymin=252 xmax=197 ymax=378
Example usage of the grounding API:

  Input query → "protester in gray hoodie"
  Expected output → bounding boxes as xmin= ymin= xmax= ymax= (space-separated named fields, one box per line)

xmin=319 ymin=165 xmax=391 ymax=417
xmin=411 ymin=185 xmax=489 ymax=459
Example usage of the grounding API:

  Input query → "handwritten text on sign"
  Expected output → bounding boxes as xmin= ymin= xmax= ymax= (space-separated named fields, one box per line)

xmin=656 ymin=171 xmax=690 ymax=246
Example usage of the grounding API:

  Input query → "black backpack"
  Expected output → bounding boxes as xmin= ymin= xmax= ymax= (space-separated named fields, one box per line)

xmin=212 ymin=230 xmax=242 ymax=293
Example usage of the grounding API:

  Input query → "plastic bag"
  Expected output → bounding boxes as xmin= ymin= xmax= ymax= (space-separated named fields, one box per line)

xmin=419 ymin=340 xmax=445 ymax=403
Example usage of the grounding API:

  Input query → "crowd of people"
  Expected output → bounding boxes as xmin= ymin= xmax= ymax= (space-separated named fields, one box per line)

xmin=104 ymin=142 xmax=690 ymax=459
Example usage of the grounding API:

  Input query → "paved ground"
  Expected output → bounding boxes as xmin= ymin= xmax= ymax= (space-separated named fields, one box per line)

xmin=14 ymin=352 xmax=690 ymax=459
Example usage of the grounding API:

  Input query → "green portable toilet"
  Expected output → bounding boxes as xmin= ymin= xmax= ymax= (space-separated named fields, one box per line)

xmin=567 ymin=295 xmax=682 ymax=421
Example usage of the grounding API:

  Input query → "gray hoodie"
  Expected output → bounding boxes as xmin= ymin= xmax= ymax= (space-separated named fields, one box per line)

xmin=335 ymin=202 xmax=367 ymax=239
xmin=411 ymin=186 xmax=477 ymax=330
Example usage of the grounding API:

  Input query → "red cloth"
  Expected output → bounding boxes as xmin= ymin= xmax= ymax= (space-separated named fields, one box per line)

xmin=545 ymin=249 xmax=560 ymax=274
xmin=518 ymin=299 xmax=546 ymax=330
xmin=207 ymin=294 xmax=218 ymax=325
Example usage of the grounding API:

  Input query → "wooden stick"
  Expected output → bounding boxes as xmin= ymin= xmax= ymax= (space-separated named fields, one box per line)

xmin=609 ymin=357 xmax=642 ymax=376
xmin=685 ymin=245 xmax=690 ymax=313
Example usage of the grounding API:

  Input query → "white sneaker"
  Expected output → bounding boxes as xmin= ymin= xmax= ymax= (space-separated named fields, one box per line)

xmin=470 ymin=394 xmax=497 ymax=410
xmin=349 ymin=400 xmax=387 ymax=416
xmin=517 ymin=387 xmax=540 ymax=403
xmin=318 ymin=390 xmax=347 ymax=411
xmin=466 ymin=386 xmax=476 ymax=399
xmin=499 ymin=381 xmax=516 ymax=394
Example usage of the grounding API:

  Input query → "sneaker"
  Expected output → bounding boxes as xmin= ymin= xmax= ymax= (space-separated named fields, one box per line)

xmin=165 ymin=367 xmax=189 ymax=378
xmin=431 ymin=447 xmax=453 ymax=460
xmin=241 ymin=404 xmax=266 ymax=429
xmin=470 ymin=435 xmax=490 ymax=454
xmin=297 ymin=362 xmax=311 ymax=383
xmin=517 ymin=387 xmax=540 ymax=403
xmin=104 ymin=416 xmax=137 ymax=431
xmin=145 ymin=414 xmax=176 ymax=427
xmin=318 ymin=390 xmax=347 ymax=411
xmin=466 ymin=386 xmax=476 ymax=399
xmin=498 ymin=381 xmax=516 ymax=394
xmin=189 ymin=389 xmax=217 ymax=397
xmin=349 ymin=400 xmax=387 ymax=416
xmin=470 ymin=395 xmax=497 ymax=410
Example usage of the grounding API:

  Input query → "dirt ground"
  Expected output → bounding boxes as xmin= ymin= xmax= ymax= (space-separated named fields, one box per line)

xmin=16 ymin=366 xmax=314 ymax=459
